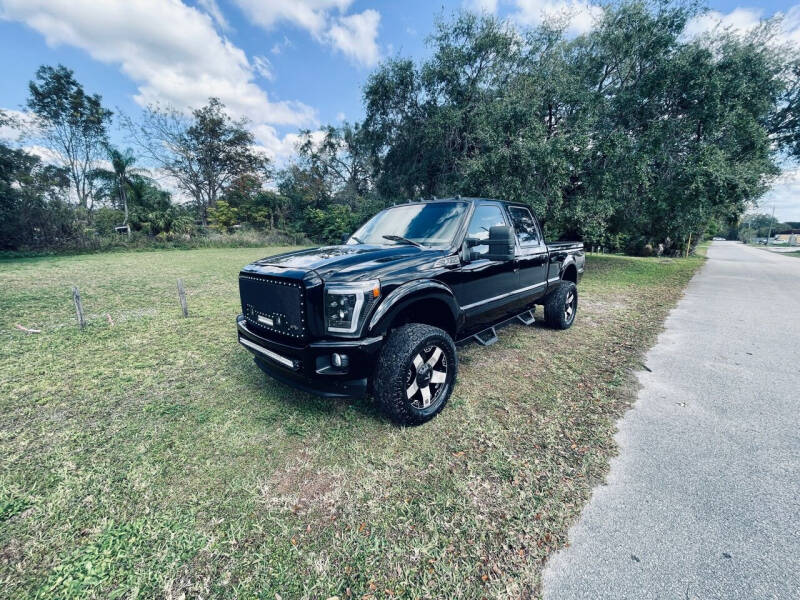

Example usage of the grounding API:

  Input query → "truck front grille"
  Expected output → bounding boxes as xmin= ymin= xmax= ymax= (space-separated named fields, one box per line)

xmin=239 ymin=274 xmax=307 ymax=340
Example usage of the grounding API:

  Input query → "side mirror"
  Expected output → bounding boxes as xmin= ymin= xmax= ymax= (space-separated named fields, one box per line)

xmin=460 ymin=239 xmax=471 ymax=263
xmin=341 ymin=234 xmax=349 ymax=244
xmin=485 ymin=225 xmax=515 ymax=261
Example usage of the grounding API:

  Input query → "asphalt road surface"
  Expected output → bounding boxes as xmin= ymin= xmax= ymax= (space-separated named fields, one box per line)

xmin=543 ymin=242 xmax=800 ymax=600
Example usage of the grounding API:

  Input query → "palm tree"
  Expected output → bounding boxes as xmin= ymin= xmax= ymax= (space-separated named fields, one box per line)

xmin=91 ymin=146 xmax=145 ymax=235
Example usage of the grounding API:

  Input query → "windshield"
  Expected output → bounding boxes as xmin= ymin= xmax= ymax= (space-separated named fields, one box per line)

xmin=348 ymin=202 xmax=468 ymax=248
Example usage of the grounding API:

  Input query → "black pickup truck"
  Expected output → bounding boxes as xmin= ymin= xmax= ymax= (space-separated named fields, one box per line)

xmin=237 ymin=198 xmax=584 ymax=425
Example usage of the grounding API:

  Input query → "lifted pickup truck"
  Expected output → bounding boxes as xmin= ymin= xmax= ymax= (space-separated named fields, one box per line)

xmin=237 ymin=198 xmax=584 ymax=425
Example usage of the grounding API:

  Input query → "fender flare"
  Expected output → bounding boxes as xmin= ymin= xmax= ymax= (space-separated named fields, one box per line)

xmin=559 ymin=254 xmax=582 ymax=282
xmin=560 ymin=254 xmax=576 ymax=276
xmin=367 ymin=279 xmax=461 ymax=336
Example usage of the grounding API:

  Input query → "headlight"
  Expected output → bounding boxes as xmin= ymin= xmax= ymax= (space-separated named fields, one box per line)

xmin=324 ymin=280 xmax=380 ymax=335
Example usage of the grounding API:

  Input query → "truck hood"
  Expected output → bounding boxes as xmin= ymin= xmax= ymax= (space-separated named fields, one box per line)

xmin=241 ymin=244 xmax=445 ymax=282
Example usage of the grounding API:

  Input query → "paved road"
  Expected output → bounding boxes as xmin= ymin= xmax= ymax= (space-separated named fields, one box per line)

xmin=543 ymin=242 xmax=800 ymax=600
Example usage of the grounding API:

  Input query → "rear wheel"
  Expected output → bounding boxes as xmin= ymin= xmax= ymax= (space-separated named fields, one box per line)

xmin=373 ymin=324 xmax=457 ymax=425
xmin=543 ymin=280 xmax=578 ymax=329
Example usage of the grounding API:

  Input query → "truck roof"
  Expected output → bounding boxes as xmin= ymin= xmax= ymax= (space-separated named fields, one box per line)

xmin=399 ymin=196 xmax=517 ymax=206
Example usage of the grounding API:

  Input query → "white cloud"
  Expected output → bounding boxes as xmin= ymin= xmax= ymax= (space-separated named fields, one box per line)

xmin=327 ymin=9 xmax=381 ymax=66
xmin=233 ymin=0 xmax=352 ymax=34
xmin=21 ymin=144 xmax=61 ymax=164
xmin=252 ymin=55 xmax=274 ymax=80
xmin=684 ymin=6 xmax=800 ymax=45
xmin=197 ymin=0 xmax=230 ymax=32
xmin=0 ymin=122 xmax=14 ymax=142
xmin=784 ymin=6 xmax=800 ymax=44
xmin=0 ymin=0 xmax=318 ymax=163
xmin=252 ymin=125 xmax=326 ymax=163
xmin=464 ymin=0 xmax=499 ymax=14
xmin=683 ymin=8 xmax=763 ymax=38
xmin=514 ymin=0 xmax=603 ymax=35
xmin=233 ymin=0 xmax=381 ymax=66
xmin=759 ymin=167 xmax=800 ymax=221
xmin=0 ymin=108 xmax=33 ymax=142
xmin=271 ymin=35 xmax=293 ymax=55
xmin=773 ymin=168 xmax=800 ymax=186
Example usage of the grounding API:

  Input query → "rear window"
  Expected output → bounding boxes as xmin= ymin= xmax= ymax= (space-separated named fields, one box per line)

xmin=508 ymin=206 xmax=541 ymax=246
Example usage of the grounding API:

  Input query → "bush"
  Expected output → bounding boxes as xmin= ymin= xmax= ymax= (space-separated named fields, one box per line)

xmin=92 ymin=207 xmax=126 ymax=236
xmin=305 ymin=204 xmax=358 ymax=244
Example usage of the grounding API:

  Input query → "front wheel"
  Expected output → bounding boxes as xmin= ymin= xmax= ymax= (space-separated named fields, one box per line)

xmin=373 ymin=324 xmax=458 ymax=425
xmin=543 ymin=281 xmax=578 ymax=329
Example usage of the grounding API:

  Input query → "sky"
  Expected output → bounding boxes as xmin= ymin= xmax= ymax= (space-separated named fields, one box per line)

xmin=1 ymin=0 xmax=799 ymax=220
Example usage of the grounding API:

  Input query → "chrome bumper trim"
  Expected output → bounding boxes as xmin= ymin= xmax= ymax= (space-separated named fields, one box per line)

xmin=238 ymin=336 xmax=297 ymax=370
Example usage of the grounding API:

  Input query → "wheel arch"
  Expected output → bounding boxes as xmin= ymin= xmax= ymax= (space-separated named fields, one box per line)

xmin=368 ymin=280 xmax=460 ymax=338
xmin=561 ymin=260 xmax=578 ymax=283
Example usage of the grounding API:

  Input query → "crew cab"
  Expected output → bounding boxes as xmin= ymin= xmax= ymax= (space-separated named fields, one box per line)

xmin=237 ymin=198 xmax=584 ymax=425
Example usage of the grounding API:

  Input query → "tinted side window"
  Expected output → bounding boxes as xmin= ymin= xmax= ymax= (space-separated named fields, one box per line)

xmin=467 ymin=204 xmax=506 ymax=256
xmin=508 ymin=206 xmax=540 ymax=246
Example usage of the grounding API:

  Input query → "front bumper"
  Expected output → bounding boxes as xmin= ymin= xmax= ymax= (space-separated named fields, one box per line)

xmin=236 ymin=315 xmax=383 ymax=398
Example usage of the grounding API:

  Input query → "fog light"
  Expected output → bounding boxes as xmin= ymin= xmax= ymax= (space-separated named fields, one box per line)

xmin=331 ymin=353 xmax=349 ymax=368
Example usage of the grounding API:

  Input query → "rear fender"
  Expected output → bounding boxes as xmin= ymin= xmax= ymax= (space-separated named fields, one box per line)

xmin=560 ymin=254 xmax=576 ymax=276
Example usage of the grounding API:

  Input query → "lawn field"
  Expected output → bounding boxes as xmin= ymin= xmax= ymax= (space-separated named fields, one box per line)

xmin=1 ymin=247 xmax=704 ymax=599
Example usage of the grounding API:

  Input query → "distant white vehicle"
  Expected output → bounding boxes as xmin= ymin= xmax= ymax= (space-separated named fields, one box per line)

xmin=712 ymin=237 xmax=726 ymax=241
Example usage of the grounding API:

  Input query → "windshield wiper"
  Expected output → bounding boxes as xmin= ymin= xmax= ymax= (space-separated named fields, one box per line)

xmin=350 ymin=235 xmax=365 ymax=244
xmin=382 ymin=234 xmax=425 ymax=248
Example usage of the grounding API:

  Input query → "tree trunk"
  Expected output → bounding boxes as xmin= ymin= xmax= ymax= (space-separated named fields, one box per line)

xmin=120 ymin=179 xmax=130 ymax=228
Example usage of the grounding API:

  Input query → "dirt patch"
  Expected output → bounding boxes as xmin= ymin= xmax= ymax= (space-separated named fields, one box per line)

xmin=164 ymin=549 xmax=218 ymax=600
xmin=0 ymin=538 xmax=23 ymax=567
xmin=261 ymin=448 xmax=345 ymax=517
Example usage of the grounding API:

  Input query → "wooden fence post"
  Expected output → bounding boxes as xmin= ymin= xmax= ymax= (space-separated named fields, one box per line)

xmin=72 ymin=286 xmax=85 ymax=329
xmin=177 ymin=278 xmax=188 ymax=317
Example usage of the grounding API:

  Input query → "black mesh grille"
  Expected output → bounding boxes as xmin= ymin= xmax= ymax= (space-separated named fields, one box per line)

xmin=239 ymin=274 xmax=306 ymax=340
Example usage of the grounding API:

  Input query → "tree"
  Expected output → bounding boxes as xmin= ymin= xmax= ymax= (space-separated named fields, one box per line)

xmin=208 ymin=200 xmax=238 ymax=232
xmin=90 ymin=146 xmax=146 ymax=232
xmin=26 ymin=65 xmax=112 ymax=210
xmin=296 ymin=124 xmax=372 ymax=202
xmin=305 ymin=204 xmax=358 ymax=244
xmin=0 ymin=142 xmax=72 ymax=249
xmin=221 ymin=173 xmax=289 ymax=229
xmin=125 ymin=98 xmax=268 ymax=225
xmin=360 ymin=3 xmax=789 ymax=252
xmin=739 ymin=213 xmax=786 ymax=241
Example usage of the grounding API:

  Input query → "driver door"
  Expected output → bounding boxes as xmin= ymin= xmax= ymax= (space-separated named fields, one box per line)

xmin=447 ymin=203 xmax=519 ymax=332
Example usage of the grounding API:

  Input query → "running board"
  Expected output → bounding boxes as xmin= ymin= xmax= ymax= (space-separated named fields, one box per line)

xmin=472 ymin=327 xmax=498 ymax=346
xmin=516 ymin=309 xmax=536 ymax=326
xmin=459 ymin=307 xmax=537 ymax=347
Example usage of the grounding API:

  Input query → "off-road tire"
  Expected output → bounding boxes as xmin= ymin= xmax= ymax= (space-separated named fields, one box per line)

xmin=373 ymin=324 xmax=457 ymax=426
xmin=543 ymin=280 xmax=578 ymax=330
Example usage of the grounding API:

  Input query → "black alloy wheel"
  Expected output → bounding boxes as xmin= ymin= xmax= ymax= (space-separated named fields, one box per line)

xmin=373 ymin=324 xmax=457 ymax=425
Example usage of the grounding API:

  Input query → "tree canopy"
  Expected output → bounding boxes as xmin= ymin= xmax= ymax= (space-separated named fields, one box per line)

xmin=361 ymin=2 xmax=797 ymax=252
xmin=124 ymin=98 xmax=268 ymax=225
xmin=26 ymin=64 xmax=112 ymax=210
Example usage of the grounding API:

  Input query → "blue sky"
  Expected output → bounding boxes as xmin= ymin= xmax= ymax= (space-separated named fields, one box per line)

xmin=1 ymin=0 xmax=799 ymax=219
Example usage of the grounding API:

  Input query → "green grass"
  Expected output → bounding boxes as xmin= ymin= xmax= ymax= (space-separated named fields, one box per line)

xmin=1 ymin=247 xmax=705 ymax=599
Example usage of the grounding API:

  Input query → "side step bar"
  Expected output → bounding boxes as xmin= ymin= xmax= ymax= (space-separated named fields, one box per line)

xmin=472 ymin=327 xmax=498 ymax=346
xmin=467 ymin=307 xmax=537 ymax=347
xmin=516 ymin=309 xmax=536 ymax=326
